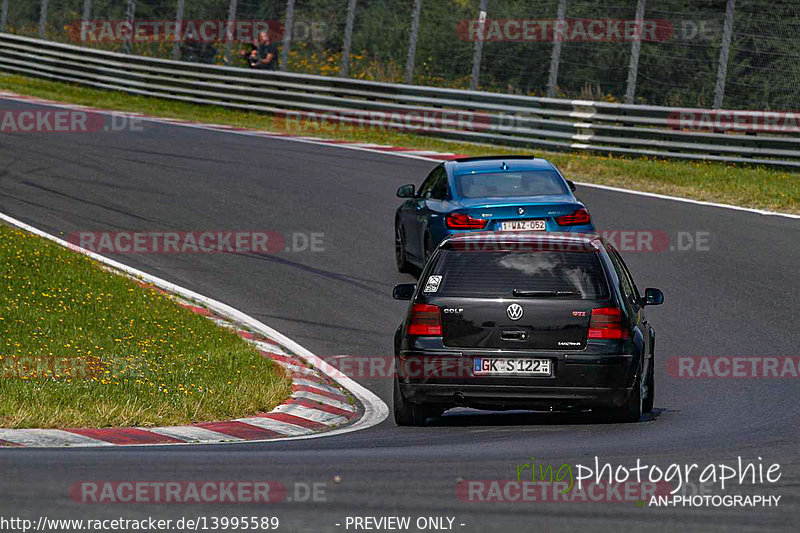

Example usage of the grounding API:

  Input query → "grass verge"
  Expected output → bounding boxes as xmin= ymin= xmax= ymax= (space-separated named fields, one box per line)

xmin=0 ymin=223 xmax=292 ymax=429
xmin=0 ymin=73 xmax=797 ymax=213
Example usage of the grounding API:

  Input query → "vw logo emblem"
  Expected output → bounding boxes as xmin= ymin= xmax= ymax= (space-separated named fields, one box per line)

xmin=507 ymin=303 xmax=524 ymax=320
xmin=518 ymin=207 xmax=525 ymax=215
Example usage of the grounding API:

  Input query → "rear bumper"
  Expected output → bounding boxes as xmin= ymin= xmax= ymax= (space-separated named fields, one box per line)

xmin=400 ymin=383 xmax=633 ymax=410
xmin=438 ymin=224 xmax=596 ymax=241
xmin=396 ymin=351 xmax=638 ymax=410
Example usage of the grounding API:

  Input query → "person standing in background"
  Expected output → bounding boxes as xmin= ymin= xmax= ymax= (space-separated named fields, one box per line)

xmin=254 ymin=31 xmax=278 ymax=70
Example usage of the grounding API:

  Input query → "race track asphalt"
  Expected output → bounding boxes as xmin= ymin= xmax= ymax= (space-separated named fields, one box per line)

xmin=0 ymin=98 xmax=798 ymax=532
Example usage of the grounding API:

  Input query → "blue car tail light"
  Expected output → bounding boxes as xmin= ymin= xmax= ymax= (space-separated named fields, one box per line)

xmin=445 ymin=213 xmax=489 ymax=229
xmin=555 ymin=208 xmax=592 ymax=226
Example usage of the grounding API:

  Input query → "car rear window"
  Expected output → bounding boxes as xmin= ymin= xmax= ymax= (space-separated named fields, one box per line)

xmin=454 ymin=170 xmax=568 ymax=198
xmin=428 ymin=249 xmax=609 ymax=299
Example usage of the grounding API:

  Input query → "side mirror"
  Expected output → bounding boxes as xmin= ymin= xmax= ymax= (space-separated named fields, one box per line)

xmin=397 ymin=184 xmax=415 ymax=198
xmin=643 ymin=288 xmax=663 ymax=306
xmin=392 ymin=283 xmax=416 ymax=300
xmin=566 ymin=180 xmax=576 ymax=192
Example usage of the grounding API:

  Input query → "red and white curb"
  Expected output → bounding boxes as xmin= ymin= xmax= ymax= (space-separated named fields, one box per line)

xmin=2 ymin=90 xmax=797 ymax=219
xmin=0 ymin=211 xmax=388 ymax=447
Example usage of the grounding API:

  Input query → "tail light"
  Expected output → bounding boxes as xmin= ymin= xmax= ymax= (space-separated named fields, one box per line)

xmin=446 ymin=213 xmax=489 ymax=229
xmin=407 ymin=304 xmax=442 ymax=336
xmin=556 ymin=208 xmax=591 ymax=226
xmin=588 ymin=307 xmax=629 ymax=339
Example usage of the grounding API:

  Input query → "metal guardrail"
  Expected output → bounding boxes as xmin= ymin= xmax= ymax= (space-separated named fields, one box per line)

xmin=1 ymin=32 xmax=800 ymax=170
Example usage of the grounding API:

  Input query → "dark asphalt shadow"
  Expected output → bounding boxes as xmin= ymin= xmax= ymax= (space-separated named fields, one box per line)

xmin=426 ymin=406 xmax=669 ymax=427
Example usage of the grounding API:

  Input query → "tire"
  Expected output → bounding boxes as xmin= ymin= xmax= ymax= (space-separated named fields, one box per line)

xmin=602 ymin=369 xmax=643 ymax=423
xmin=395 ymin=221 xmax=413 ymax=273
xmin=643 ymin=356 xmax=654 ymax=414
xmin=393 ymin=376 xmax=440 ymax=426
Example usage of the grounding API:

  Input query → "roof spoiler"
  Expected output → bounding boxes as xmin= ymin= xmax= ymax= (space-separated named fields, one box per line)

xmin=451 ymin=155 xmax=537 ymax=163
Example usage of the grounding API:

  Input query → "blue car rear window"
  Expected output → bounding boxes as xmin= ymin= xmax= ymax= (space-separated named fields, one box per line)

xmin=454 ymin=170 xmax=568 ymax=198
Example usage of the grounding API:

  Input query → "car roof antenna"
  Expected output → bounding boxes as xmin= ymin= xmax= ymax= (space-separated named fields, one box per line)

xmin=501 ymin=162 xmax=508 ymax=170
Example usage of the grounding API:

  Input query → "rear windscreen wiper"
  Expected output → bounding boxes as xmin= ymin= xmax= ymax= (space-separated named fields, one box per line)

xmin=512 ymin=289 xmax=578 ymax=297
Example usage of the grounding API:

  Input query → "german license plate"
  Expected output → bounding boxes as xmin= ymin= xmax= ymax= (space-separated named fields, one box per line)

xmin=500 ymin=220 xmax=546 ymax=231
xmin=474 ymin=357 xmax=551 ymax=376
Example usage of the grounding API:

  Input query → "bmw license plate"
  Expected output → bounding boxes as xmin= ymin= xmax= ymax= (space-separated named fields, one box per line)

xmin=474 ymin=357 xmax=551 ymax=376
xmin=500 ymin=220 xmax=546 ymax=231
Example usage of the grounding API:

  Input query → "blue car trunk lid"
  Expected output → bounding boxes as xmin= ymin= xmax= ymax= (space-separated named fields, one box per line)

xmin=453 ymin=197 xmax=584 ymax=230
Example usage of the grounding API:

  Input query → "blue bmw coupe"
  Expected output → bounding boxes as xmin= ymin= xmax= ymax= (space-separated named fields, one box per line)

xmin=395 ymin=155 xmax=596 ymax=272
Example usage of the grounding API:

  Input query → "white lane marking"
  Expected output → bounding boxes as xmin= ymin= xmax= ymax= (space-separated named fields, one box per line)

xmin=291 ymin=391 xmax=356 ymax=412
xmin=293 ymin=378 xmax=348 ymax=396
xmin=0 ymin=210 xmax=389 ymax=446
xmin=236 ymin=417 xmax=314 ymax=436
xmin=272 ymin=404 xmax=349 ymax=426
xmin=572 ymin=180 xmax=800 ymax=219
xmin=395 ymin=150 xmax=456 ymax=156
xmin=347 ymin=143 xmax=390 ymax=148
xmin=0 ymin=429 xmax=113 ymax=447
xmin=147 ymin=426 xmax=243 ymax=443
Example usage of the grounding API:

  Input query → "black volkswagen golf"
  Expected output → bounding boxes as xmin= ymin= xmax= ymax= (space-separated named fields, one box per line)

xmin=392 ymin=232 xmax=663 ymax=425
